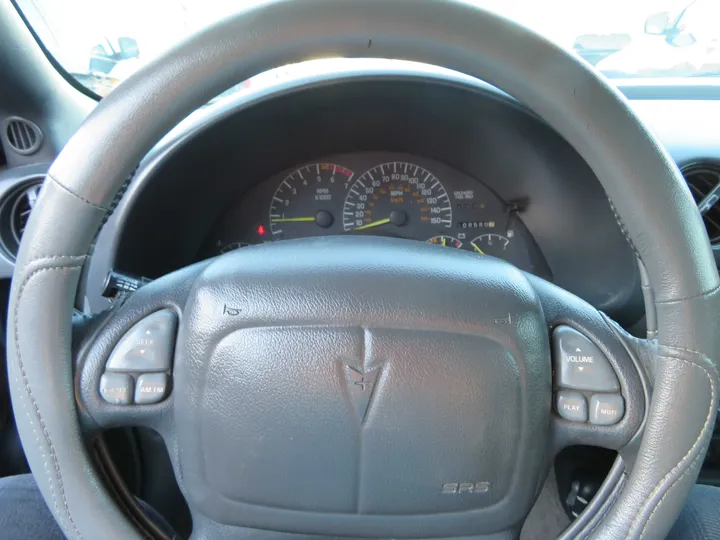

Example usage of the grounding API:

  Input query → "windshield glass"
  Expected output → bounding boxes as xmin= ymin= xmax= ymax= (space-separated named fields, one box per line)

xmin=15 ymin=0 xmax=720 ymax=97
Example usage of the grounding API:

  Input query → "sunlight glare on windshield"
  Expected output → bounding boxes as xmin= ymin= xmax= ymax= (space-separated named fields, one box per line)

xmin=14 ymin=0 xmax=720 ymax=97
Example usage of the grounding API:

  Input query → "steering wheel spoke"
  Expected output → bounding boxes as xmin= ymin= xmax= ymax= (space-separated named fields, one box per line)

xmin=74 ymin=261 xmax=208 ymax=435
xmin=528 ymin=274 xmax=649 ymax=454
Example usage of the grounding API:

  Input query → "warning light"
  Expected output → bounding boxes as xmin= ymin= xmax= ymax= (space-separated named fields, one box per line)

xmin=257 ymin=225 xmax=266 ymax=236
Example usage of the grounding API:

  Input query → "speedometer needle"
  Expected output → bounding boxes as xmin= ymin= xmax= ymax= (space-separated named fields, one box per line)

xmin=354 ymin=217 xmax=391 ymax=231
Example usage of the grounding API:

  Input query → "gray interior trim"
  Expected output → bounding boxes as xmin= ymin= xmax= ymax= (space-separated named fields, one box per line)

xmin=0 ymin=2 xmax=93 ymax=167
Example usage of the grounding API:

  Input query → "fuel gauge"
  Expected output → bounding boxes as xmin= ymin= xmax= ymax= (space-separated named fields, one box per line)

xmin=469 ymin=232 xmax=513 ymax=256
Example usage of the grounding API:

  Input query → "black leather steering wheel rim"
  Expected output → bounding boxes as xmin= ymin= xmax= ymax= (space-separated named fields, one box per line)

xmin=8 ymin=0 xmax=720 ymax=539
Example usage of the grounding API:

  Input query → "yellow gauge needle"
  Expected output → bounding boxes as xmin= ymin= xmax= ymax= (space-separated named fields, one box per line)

xmin=270 ymin=217 xmax=316 ymax=223
xmin=354 ymin=217 xmax=391 ymax=231
xmin=471 ymin=242 xmax=485 ymax=255
xmin=442 ymin=237 xmax=446 ymax=247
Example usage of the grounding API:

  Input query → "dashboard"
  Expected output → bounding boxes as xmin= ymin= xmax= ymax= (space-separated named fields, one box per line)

xmin=98 ymin=73 xmax=645 ymax=324
xmin=2 ymin=11 xmax=720 ymax=522
xmin=6 ymin=60 xmax=720 ymax=329
xmin=201 ymin=152 xmax=550 ymax=278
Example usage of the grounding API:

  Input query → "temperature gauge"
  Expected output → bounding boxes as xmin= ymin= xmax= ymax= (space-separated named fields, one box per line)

xmin=427 ymin=235 xmax=463 ymax=248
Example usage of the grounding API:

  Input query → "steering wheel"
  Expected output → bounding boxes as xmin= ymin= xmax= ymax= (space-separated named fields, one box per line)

xmin=8 ymin=1 xmax=720 ymax=539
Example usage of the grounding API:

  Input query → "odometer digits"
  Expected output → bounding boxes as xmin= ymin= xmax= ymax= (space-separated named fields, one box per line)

xmin=342 ymin=162 xmax=452 ymax=234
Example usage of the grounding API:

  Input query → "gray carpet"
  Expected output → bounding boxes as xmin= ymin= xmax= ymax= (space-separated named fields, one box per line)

xmin=521 ymin=470 xmax=571 ymax=540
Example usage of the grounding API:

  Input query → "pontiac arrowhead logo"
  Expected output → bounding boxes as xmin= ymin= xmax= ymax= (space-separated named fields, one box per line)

xmin=344 ymin=364 xmax=382 ymax=423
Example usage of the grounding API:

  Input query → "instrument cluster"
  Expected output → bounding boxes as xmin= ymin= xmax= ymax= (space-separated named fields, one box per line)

xmin=203 ymin=152 xmax=550 ymax=278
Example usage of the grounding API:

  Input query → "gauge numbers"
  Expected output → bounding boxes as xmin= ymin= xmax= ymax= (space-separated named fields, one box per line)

xmin=269 ymin=163 xmax=353 ymax=239
xmin=427 ymin=235 xmax=462 ymax=248
xmin=342 ymin=161 xmax=452 ymax=233
xmin=470 ymin=232 xmax=513 ymax=255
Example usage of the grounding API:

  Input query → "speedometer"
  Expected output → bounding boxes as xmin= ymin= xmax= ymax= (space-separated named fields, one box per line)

xmin=342 ymin=161 xmax=452 ymax=234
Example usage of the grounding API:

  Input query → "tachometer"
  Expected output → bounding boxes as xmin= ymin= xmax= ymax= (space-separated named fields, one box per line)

xmin=269 ymin=163 xmax=353 ymax=240
xmin=342 ymin=162 xmax=452 ymax=234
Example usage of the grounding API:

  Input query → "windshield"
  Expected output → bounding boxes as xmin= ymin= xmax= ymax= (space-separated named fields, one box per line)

xmin=14 ymin=0 xmax=720 ymax=97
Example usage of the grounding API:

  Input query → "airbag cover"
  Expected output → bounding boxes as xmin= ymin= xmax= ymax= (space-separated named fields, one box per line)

xmin=174 ymin=237 xmax=550 ymax=537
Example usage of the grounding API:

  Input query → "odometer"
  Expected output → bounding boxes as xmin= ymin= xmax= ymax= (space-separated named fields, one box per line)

xmin=342 ymin=161 xmax=452 ymax=234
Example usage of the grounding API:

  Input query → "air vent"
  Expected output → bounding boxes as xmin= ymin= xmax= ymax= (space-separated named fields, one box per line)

xmin=0 ymin=179 xmax=43 ymax=258
xmin=4 ymin=117 xmax=43 ymax=156
xmin=682 ymin=163 xmax=720 ymax=243
xmin=10 ymin=183 xmax=42 ymax=245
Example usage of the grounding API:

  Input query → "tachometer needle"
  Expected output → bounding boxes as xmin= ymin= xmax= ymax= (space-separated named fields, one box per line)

xmin=270 ymin=217 xmax=317 ymax=223
xmin=471 ymin=242 xmax=485 ymax=255
xmin=354 ymin=217 xmax=391 ymax=231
